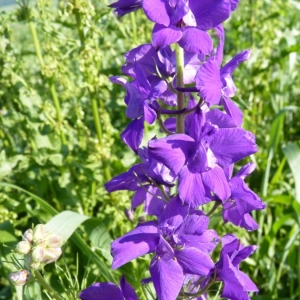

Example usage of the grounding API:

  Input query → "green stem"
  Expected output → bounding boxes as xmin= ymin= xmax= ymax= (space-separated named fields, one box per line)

xmin=130 ymin=12 xmax=137 ymax=45
xmin=175 ymin=44 xmax=185 ymax=134
xmin=33 ymin=270 xmax=62 ymax=300
xmin=28 ymin=21 xmax=66 ymax=145
xmin=72 ymin=1 xmax=112 ymax=181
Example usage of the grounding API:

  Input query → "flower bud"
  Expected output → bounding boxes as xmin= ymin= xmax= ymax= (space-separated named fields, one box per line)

xmin=42 ymin=247 xmax=62 ymax=264
xmin=33 ymin=224 xmax=46 ymax=244
xmin=9 ymin=270 xmax=30 ymax=286
xmin=124 ymin=208 xmax=134 ymax=222
xmin=15 ymin=241 xmax=32 ymax=255
xmin=23 ymin=229 xmax=33 ymax=244
xmin=31 ymin=246 xmax=45 ymax=263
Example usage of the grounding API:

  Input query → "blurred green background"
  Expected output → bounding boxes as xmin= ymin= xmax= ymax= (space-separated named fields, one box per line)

xmin=0 ymin=0 xmax=299 ymax=299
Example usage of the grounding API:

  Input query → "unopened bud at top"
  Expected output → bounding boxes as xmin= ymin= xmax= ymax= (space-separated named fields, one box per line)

xmin=15 ymin=241 xmax=32 ymax=255
xmin=9 ymin=270 xmax=31 ymax=286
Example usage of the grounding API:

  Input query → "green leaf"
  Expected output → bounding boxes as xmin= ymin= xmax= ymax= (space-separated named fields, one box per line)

xmin=0 ymin=183 xmax=116 ymax=283
xmin=282 ymin=142 xmax=300 ymax=202
xmin=45 ymin=211 xmax=90 ymax=242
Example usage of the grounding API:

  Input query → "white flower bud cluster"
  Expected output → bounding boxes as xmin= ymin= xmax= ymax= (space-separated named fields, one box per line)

xmin=10 ymin=224 xmax=63 ymax=286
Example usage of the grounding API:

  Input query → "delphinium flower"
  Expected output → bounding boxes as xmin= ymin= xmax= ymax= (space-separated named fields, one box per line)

xmin=80 ymin=0 xmax=267 ymax=299
xmin=111 ymin=197 xmax=219 ymax=300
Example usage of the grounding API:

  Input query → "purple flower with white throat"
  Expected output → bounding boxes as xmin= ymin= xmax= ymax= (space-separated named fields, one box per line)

xmin=111 ymin=197 xmax=219 ymax=300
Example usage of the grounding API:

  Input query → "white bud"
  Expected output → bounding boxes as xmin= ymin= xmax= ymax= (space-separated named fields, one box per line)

xmin=15 ymin=241 xmax=32 ymax=255
xmin=9 ymin=270 xmax=30 ymax=286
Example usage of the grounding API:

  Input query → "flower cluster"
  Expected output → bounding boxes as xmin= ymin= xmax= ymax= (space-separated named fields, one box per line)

xmin=10 ymin=224 xmax=63 ymax=286
xmin=81 ymin=0 xmax=266 ymax=299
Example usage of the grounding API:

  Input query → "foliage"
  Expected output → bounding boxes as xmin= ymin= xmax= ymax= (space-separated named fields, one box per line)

xmin=0 ymin=0 xmax=299 ymax=299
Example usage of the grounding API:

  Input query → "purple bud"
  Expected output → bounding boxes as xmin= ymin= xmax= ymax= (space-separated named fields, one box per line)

xmin=124 ymin=208 xmax=134 ymax=222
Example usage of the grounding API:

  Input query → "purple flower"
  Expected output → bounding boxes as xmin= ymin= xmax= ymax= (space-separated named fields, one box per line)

xmin=222 ymin=163 xmax=266 ymax=231
xmin=195 ymin=25 xmax=250 ymax=126
xmin=79 ymin=275 xmax=138 ymax=300
xmin=216 ymin=234 xmax=258 ymax=300
xmin=111 ymin=197 xmax=219 ymax=300
xmin=148 ymin=107 xmax=257 ymax=207
xmin=105 ymin=148 xmax=174 ymax=216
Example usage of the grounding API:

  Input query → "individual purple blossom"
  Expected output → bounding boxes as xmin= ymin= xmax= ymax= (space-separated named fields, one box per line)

xmin=105 ymin=148 xmax=174 ymax=216
xmin=222 ymin=163 xmax=266 ymax=231
xmin=195 ymin=25 xmax=250 ymax=126
xmin=215 ymin=234 xmax=258 ymax=300
xmin=148 ymin=106 xmax=257 ymax=207
xmin=79 ymin=275 xmax=138 ymax=300
xmin=111 ymin=197 xmax=219 ymax=300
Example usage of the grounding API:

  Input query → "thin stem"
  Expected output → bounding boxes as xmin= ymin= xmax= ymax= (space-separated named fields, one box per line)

xmin=207 ymin=202 xmax=221 ymax=217
xmin=130 ymin=12 xmax=137 ymax=45
xmin=33 ymin=270 xmax=62 ymax=300
xmin=28 ymin=21 xmax=66 ymax=145
xmin=175 ymin=44 xmax=185 ymax=134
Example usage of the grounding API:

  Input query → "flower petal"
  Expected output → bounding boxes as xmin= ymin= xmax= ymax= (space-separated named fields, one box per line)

xmin=121 ymin=118 xmax=144 ymax=153
xmin=179 ymin=27 xmax=213 ymax=55
xmin=120 ymin=275 xmax=139 ymax=300
xmin=79 ymin=282 xmax=123 ymax=300
xmin=150 ymin=257 xmax=184 ymax=300
xmin=111 ymin=221 xmax=159 ymax=269
xmin=175 ymin=247 xmax=214 ymax=276
xmin=152 ymin=24 xmax=182 ymax=49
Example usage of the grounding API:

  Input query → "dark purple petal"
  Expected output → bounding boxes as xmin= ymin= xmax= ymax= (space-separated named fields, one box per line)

xmin=176 ymin=214 xmax=209 ymax=236
xmin=232 ymin=245 xmax=257 ymax=267
xmin=180 ymin=230 xmax=219 ymax=253
xmin=121 ymin=118 xmax=144 ymax=153
xmin=195 ymin=59 xmax=222 ymax=106
xmin=222 ymin=96 xmax=243 ymax=127
xmin=175 ymin=247 xmax=214 ymax=276
xmin=143 ymin=102 xmax=157 ymax=124
xmin=148 ymin=134 xmax=195 ymax=175
xmin=105 ymin=164 xmax=148 ymax=192
xmin=178 ymin=166 xmax=210 ymax=207
xmin=229 ymin=0 xmax=240 ymax=11
xmin=206 ymin=109 xmax=237 ymax=129
xmin=156 ymin=236 xmax=174 ymax=260
xmin=152 ymin=24 xmax=182 ymax=49
xmin=230 ymin=177 xmax=266 ymax=215
xmin=111 ymin=221 xmax=159 ymax=269
xmin=79 ymin=282 xmax=123 ymax=300
xmin=221 ymin=50 xmax=251 ymax=97
xmin=150 ymin=257 xmax=184 ymax=300
xmin=220 ymin=255 xmax=253 ymax=300
xmin=235 ymin=162 xmax=256 ymax=179
xmin=109 ymin=0 xmax=142 ymax=17
xmin=189 ymin=0 xmax=231 ymax=31
xmin=144 ymin=186 xmax=167 ymax=216
xmin=159 ymin=196 xmax=189 ymax=229
xmin=209 ymin=128 xmax=257 ymax=167
xmin=201 ymin=166 xmax=231 ymax=201
xmin=120 ymin=276 xmax=138 ymax=300
xmin=215 ymin=25 xmax=225 ymax=67
xmin=223 ymin=205 xmax=259 ymax=231
xmin=178 ymin=27 xmax=213 ymax=55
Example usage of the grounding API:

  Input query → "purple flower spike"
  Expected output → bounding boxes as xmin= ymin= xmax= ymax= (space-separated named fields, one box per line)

xmin=216 ymin=234 xmax=258 ymax=300
xmin=79 ymin=275 xmax=138 ymax=300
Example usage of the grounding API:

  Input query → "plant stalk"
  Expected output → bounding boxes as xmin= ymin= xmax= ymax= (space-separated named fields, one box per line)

xmin=33 ymin=270 xmax=62 ymax=300
xmin=175 ymin=44 xmax=185 ymax=134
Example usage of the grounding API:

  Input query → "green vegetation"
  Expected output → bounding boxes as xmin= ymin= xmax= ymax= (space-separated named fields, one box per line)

xmin=0 ymin=0 xmax=299 ymax=299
